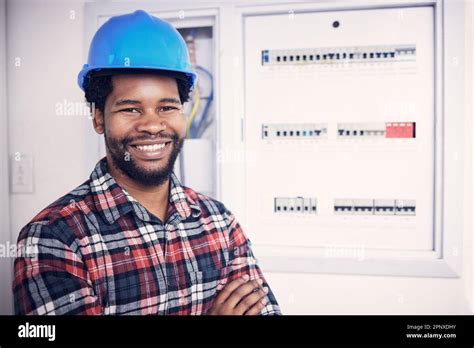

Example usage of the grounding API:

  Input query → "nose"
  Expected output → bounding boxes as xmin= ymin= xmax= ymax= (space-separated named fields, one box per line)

xmin=135 ymin=108 xmax=167 ymax=135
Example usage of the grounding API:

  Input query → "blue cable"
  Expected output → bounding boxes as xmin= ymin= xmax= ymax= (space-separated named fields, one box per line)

xmin=190 ymin=65 xmax=214 ymax=138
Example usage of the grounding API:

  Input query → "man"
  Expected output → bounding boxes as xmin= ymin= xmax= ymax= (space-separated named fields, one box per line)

xmin=13 ymin=10 xmax=280 ymax=315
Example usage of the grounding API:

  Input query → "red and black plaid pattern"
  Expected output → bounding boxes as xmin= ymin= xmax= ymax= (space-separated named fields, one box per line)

xmin=13 ymin=158 xmax=281 ymax=315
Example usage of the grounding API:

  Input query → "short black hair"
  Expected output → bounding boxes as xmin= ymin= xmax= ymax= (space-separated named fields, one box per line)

xmin=84 ymin=69 xmax=192 ymax=112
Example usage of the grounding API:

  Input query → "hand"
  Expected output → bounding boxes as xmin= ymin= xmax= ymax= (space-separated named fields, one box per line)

xmin=207 ymin=274 xmax=269 ymax=315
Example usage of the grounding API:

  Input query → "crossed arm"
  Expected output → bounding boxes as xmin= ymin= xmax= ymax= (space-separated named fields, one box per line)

xmin=13 ymin=212 xmax=281 ymax=315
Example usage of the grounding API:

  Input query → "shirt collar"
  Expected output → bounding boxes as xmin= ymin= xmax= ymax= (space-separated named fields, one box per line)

xmin=89 ymin=158 xmax=201 ymax=225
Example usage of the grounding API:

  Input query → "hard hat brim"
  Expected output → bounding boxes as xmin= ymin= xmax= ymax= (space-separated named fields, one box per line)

xmin=78 ymin=66 xmax=197 ymax=92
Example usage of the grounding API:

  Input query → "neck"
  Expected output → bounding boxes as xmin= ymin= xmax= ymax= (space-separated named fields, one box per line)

xmin=106 ymin=157 xmax=170 ymax=222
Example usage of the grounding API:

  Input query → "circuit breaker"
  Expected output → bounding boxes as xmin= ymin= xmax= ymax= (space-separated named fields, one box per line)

xmin=243 ymin=7 xmax=435 ymax=252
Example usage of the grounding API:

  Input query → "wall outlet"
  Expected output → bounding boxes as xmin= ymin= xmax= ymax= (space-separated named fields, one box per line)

xmin=10 ymin=154 xmax=34 ymax=194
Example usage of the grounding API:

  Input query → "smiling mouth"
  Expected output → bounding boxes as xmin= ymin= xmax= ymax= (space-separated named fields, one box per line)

xmin=128 ymin=140 xmax=173 ymax=159
xmin=132 ymin=143 xmax=169 ymax=152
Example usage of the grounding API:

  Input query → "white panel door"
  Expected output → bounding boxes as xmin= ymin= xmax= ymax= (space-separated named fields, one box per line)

xmin=244 ymin=7 xmax=434 ymax=252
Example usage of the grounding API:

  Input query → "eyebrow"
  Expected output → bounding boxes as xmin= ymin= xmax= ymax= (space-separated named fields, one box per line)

xmin=158 ymin=98 xmax=181 ymax=105
xmin=114 ymin=97 xmax=181 ymax=107
xmin=114 ymin=99 xmax=141 ymax=107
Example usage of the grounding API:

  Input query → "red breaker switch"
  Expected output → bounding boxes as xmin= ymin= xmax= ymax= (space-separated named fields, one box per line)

xmin=385 ymin=122 xmax=416 ymax=138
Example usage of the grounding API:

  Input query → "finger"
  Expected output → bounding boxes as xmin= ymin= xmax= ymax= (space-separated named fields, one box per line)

xmin=235 ymin=287 xmax=268 ymax=315
xmin=215 ymin=274 xmax=251 ymax=304
xmin=226 ymin=279 xmax=264 ymax=309
xmin=245 ymin=296 xmax=267 ymax=315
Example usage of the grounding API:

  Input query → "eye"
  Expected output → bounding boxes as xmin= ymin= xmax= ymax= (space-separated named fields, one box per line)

xmin=119 ymin=108 xmax=141 ymax=114
xmin=159 ymin=106 xmax=180 ymax=114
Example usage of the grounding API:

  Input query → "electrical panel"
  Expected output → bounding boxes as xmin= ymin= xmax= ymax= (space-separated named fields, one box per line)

xmin=176 ymin=26 xmax=217 ymax=198
xmin=243 ymin=7 xmax=434 ymax=252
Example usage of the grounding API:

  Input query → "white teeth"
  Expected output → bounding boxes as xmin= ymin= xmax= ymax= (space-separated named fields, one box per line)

xmin=135 ymin=143 xmax=166 ymax=151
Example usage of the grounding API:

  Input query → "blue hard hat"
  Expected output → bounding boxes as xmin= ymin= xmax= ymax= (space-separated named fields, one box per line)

xmin=77 ymin=10 xmax=197 ymax=91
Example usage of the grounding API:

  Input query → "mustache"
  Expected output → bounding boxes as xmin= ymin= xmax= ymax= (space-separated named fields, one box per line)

xmin=121 ymin=132 xmax=180 ymax=146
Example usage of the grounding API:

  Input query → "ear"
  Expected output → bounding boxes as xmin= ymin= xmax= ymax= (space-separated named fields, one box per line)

xmin=93 ymin=108 xmax=105 ymax=134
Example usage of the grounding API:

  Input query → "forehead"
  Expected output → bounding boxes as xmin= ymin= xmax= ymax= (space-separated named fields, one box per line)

xmin=110 ymin=74 xmax=179 ymax=96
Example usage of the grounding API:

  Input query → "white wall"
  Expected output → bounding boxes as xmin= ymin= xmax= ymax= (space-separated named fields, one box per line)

xmin=5 ymin=0 xmax=90 ymax=313
xmin=0 ymin=0 xmax=12 ymax=315
xmin=3 ymin=0 xmax=473 ymax=315
xmin=466 ymin=0 xmax=474 ymax=313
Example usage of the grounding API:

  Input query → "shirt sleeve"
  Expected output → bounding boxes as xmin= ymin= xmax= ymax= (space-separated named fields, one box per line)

xmin=13 ymin=222 xmax=103 ymax=315
xmin=223 ymin=209 xmax=282 ymax=315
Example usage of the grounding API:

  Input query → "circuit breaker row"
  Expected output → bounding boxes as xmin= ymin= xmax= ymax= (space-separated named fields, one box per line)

xmin=274 ymin=197 xmax=318 ymax=213
xmin=262 ymin=122 xmax=416 ymax=139
xmin=261 ymin=44 xmax=416 ymax=66
xmin=262 ymin=123 xmax=328 ymax=139
xmin=338 ymin=122 xmax=416 ymax=138
xmin=274 ymin=197 xmax=416 ymax=216
xmin=334 ymin=199 xmax=416 ymax=215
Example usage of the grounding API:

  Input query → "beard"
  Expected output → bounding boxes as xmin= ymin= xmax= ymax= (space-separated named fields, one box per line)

xmin=104 ymin=131 xmax=184 ymax=187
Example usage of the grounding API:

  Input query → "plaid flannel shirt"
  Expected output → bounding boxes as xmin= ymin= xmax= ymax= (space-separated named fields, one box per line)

xmin=13 ymin=158 xmax=281 ymax=315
